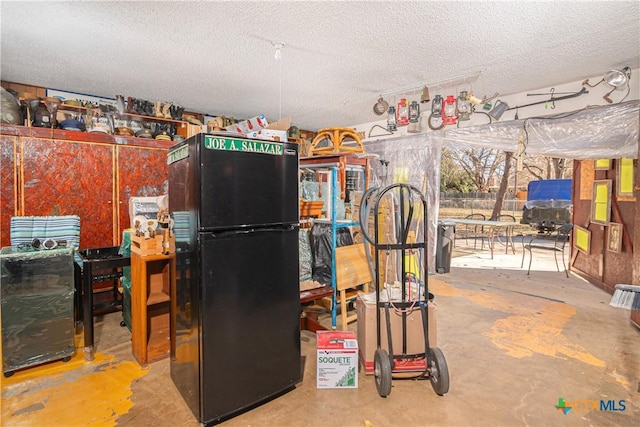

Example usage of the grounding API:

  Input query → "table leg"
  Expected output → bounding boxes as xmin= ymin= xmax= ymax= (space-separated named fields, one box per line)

xmin=300 ymin=308 xmax=328 ymax=333
xmin=489 ymin=227 xmax=495 ymax=259
xmin=506 ymin=226 xmax=515 ymax=255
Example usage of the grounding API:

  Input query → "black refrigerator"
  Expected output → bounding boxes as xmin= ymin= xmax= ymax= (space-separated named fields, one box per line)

xmin=168 ymin=133 xmax=301 ymax=425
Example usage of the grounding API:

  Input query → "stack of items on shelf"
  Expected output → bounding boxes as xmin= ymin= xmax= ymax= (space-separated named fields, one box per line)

xmin=221 ymin=115 xmax=292 ymax=142
xmin=1 ymin=85 xmax=188 ymax=141
xmin=131 ymin=209 xmax=175 ymax=256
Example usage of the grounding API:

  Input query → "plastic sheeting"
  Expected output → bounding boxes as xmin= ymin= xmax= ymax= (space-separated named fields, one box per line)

xmin=362 ymin=133 xmax=442 ymax=275
xmin=311 ymin=223 xmax=354 ymax=285
xmin=298 ymin=228 xmax=313 ymax=282
xmin=119 ymin=230 xmax=132 ymax=290
xmin=355 ymin=101 xmax=637 ymax=275
xmin=1 ymin=246 xmax=75 ymax=374
xmin=440 ymin=100 xmax=639 ymax=159
xmin=302 ymin=180 xmax=346 ymax=220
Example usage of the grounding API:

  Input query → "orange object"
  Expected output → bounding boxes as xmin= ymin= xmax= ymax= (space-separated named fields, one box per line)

xmin=311 ymin=127 xmax=364 ymax=155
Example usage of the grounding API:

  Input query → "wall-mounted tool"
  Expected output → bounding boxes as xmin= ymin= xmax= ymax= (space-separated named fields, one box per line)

xmin=489 ymin=87 xmax=589 ymax=121
xmin=373 ymin=97 xmax=389 ymax=115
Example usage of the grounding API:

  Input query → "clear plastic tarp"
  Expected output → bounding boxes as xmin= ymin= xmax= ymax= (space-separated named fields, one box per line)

xmin=440 ymin=100 xmax=639 ymax=159
xmin=362 ymin=133 xmax=443 ymax=275
xmin=298 ymin=228 xmax=313 ymax=282
xmin=1 ymin=246 xmax=75 ymax=374
xmin=357 ymin=100 xmax=638 ymax=274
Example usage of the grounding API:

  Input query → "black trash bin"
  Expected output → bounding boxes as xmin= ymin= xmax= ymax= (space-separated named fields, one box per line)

xmin=436 ymin=222 xmax=455 ymax=274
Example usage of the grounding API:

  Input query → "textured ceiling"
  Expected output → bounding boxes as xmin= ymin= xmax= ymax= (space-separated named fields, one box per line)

xmin=1 ymin=1 xmax=639 ymax=131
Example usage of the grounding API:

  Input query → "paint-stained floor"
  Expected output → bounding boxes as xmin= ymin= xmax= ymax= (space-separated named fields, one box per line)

xmin=1 ymin=243 xmax=639 ymax=426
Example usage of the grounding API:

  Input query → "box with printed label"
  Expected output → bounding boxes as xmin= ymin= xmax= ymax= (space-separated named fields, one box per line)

xmin=245 ymin=116 xmax=290 ymax=142
xmin=246 ymin=128 xmax=288 ymax=142
xmin=316 ymin=330 xmax=358 ymax=389
xmin=224 ymin=115 xmax=269 ymax=135
xmin=356 ymin=296 xmax=437 ymax=375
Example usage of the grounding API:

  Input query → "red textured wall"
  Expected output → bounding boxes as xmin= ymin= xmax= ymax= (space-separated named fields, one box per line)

xmin=117 ymin=145 xmax=169 ymax=236
xmin=21 ymin=138 xmax=114 ymax=250
xmin=1 ymin=136 xmax=17 ymax=247
xmin=1 ymin=124 xmax=174 ymax=250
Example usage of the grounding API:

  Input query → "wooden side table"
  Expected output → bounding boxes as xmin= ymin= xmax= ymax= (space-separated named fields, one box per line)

xmin=130 ymin=252 xmax=175 ymax=368
xmin=300 ymin=284 xmax=334 ymax=333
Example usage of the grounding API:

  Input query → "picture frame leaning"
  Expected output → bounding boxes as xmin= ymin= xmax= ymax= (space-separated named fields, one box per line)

xmin=591 ymin=180 xmax=611 ymax=225
xmin=607 ymin=222 xmax=623 ymax=253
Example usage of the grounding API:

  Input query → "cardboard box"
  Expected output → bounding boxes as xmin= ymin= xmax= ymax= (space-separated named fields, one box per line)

xmin=246 ymin=116 xmax=290 ymax=142
xmin=316 ymin=330 xmax=358 ymax=388
xmin=356 ymin=296 xmax=437 ymax=374
xmin=224 ymin=115 xmax=269 ymax=135
xmin=246 ymin=129 xmax=287 ymax=142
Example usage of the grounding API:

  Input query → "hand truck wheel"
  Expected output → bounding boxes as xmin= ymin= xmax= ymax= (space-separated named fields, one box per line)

xmin=428 ymin=347 xmax=450 ymax=396
xmin=374 ymin=348 xmax=392 ymax=397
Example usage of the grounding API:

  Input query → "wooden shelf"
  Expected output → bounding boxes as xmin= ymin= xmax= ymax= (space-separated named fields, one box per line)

xmin=148 ymin=290 xmax=170 ymax=306
xmin=21 ymin=99 xmax=189 ymax=126
xmin=130 ymin=252 xmax=175 ymax=368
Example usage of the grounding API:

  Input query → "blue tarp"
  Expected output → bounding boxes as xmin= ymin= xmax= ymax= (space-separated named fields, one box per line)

xmin=527 ymin=179 xmax=572 ymax=202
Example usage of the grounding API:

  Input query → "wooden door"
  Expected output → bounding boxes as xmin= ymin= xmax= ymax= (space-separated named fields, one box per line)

xmin=0 ymin=135 xmax=18 ymax=247
xmin=21 ymin=138 xmax=115 ymax=249
xmin=116 ymin=145 xmax=169 ymax=239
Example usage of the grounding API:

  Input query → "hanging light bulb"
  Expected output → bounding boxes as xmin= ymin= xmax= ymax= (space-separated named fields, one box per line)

xmin=272 ymin=42 xmax=284 ymax=61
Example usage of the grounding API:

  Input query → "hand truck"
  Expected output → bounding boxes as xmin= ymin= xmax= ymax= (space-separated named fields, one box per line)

xmin=360 ymin=183 xmax=449 ymax=397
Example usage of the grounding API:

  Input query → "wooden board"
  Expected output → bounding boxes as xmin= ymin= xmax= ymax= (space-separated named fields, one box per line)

xmin=335 ymin=243 xmax=372 ymax=291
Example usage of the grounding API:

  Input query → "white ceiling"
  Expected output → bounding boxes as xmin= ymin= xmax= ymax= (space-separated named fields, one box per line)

xmin=1 ymin=1 xmax=639 ymax=131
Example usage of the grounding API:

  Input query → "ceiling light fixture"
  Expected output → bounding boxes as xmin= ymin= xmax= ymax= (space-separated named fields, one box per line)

xmin=272 ymin=42 xmax=285 ymax=61
xmin=604 ymin=68 xmax=630 ymax=87
xmin=582 ymin=66 xmax=632 ymax=103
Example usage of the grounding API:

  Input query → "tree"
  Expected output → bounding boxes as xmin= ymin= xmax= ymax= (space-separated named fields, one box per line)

xmin=450 ymin=147 xmax=504 ymax=192
xmin=440 ymin=148 xmax=477 ymax=193
xmin=490 ymin=151 xmax=514 ymax=219
xmin=522 ymin=155 xmax=571 ymax=180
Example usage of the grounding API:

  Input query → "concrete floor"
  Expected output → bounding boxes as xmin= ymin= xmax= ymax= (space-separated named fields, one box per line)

xmin=2 ymin=240 xmax=639 ymax=426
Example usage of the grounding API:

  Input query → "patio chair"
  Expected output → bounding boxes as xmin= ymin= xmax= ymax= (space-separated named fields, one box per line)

xmin=521 ymin=223 xmax=573 ymax=277
xmin=454 ymin=213 xmax=486 ymax=249
xmin=494 ymin=214 xmax=516 ymax=254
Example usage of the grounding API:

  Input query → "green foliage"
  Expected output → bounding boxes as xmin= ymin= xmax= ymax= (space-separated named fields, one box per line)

xmin=440 ymin=148 xmax=478 ymax=193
